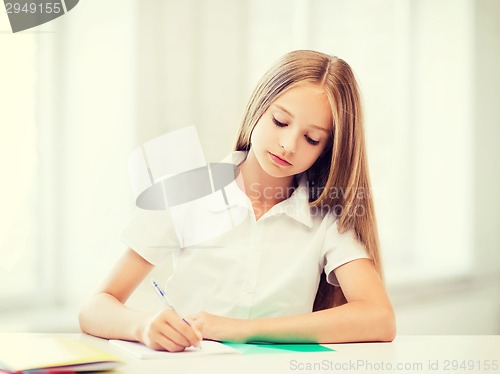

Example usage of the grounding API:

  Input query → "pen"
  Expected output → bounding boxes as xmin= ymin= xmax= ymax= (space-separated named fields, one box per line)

xmin=150 ymin=278 xmax=202 ymax=349
xmin=151 ymin=278 xmax=189 ymax=324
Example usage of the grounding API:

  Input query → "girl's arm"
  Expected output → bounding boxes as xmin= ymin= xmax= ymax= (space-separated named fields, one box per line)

xmin=78 ymin=248 xmax=202 ymax=351
xmin=189 ymin=258 xmax=396 ymax=343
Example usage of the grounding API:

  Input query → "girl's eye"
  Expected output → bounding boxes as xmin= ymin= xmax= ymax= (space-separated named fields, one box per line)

xmin=305 ymin=135 xmax=320 ymax=146
xmin=273 ymin=117 xmax=320 ymax=146
xmin=273 ymin=118 xmax=287 ymax=127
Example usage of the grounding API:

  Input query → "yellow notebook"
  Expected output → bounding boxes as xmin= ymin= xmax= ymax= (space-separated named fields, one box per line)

xmin=0 ymin=335 xmax=124 ymax=372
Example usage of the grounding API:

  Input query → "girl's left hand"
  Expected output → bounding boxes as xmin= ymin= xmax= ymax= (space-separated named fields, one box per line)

xmin=188 ymin=312 xmax=250 ymax=343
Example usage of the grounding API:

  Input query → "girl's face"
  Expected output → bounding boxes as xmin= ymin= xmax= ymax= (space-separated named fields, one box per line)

xmin=250 ymin=83 xmax=332 ymax=179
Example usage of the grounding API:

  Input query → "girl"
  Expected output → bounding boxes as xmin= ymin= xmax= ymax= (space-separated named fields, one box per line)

xmin=79 ymin=50 xmax=396 ymax=351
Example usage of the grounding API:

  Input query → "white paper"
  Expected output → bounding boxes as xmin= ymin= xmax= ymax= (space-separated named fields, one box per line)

xmin=109 ymin=339 xmax=240 ymax=359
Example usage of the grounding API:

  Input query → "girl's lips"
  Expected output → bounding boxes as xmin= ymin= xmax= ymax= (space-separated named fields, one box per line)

xmin=269 ymin=152 xmax=292 ymax=166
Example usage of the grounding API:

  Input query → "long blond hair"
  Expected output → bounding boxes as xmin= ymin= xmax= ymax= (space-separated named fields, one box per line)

xmin=234 ymin=50 xmax=381 ymax=310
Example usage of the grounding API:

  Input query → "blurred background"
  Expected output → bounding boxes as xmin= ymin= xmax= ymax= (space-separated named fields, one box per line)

xmin=1 ymin=0 xmax=499 ymax=334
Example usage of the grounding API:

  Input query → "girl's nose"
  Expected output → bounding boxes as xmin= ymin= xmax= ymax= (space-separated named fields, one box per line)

xmin=279 ymin=133 xmax=298 ymax=154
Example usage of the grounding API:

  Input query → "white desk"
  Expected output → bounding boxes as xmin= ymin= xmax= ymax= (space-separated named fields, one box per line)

xmin=1 ymin=333 xmax=499 ymax=374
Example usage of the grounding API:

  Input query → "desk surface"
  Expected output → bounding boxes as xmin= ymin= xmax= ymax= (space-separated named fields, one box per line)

xmin=1 ymin=333 xmax=499 ymax=374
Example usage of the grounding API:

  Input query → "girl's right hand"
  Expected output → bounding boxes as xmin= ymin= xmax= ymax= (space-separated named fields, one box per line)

xmin=141 ymin=308 xmax=203 ymax=352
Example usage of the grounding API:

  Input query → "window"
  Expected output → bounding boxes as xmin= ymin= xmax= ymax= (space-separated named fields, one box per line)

xmin=0 ymin=14 xmax=60 ymax=311
xmin=311 ymin=0 xmax=474 ymax=285
xmin=0 ymin=17 xmax=40 ymax=305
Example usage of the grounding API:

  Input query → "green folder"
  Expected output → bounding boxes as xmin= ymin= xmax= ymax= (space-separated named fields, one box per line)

xmin=222 ymin=342 xmax=335 ymax=355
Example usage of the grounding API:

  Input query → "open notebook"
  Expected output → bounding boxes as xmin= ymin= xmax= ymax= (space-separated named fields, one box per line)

xmin=0 ymin=335 xmax=124 ymax=372
xmin=109 ymin=339 xmax=240 ymax=359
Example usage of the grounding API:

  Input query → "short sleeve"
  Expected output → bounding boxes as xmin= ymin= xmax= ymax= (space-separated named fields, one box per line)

xmin=119 ymin=207 xmax=180 ymax=265
xmin=321 ymin=219 xmax=370 ymax=287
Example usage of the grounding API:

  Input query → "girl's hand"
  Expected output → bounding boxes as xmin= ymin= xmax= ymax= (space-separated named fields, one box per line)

xmin=140 ymin=308 xmax=203 ymax=352
xmin=188 ymin=311 xmax=249 ymax=343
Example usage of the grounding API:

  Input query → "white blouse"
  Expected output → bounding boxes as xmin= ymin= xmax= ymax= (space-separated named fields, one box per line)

xmin=120 ymin=151 xmax=369 ymax=319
